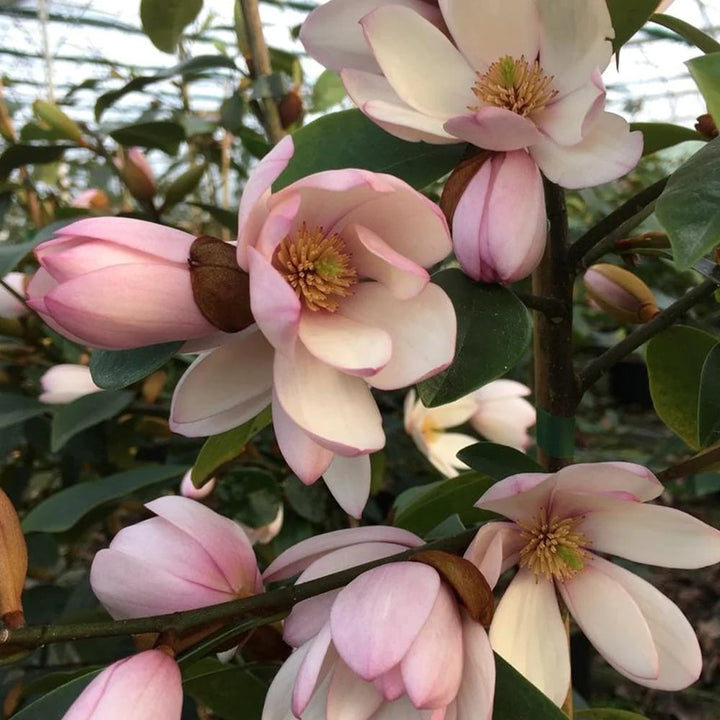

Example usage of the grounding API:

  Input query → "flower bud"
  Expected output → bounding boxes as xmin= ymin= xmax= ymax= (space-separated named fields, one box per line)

xmin=117 ymin=148 xmax=156 ymax=202
xmin=39 ymin=364 xmax=101 ymax=404
xmin=584 ymin=263 xmax=659 ymax=324
xmin=70 ymin=189 xmax=110 ymax=210
xmin=695 ymin=113 xmax=718 ymax=140
xmin=0 ymin=489 xmax=27 ymax=628
xmin=179 ymin=469 xmax=216 ymax=500
xmin=0 ymin=273 xmax=29 ymax=319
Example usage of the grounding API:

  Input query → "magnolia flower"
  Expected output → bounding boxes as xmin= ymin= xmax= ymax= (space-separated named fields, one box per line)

xmin=70 ymin=188 xmax=110 ymax=210
xmin=90 ymin=496 xmax=262 ymax=618
xmin=583 ymin=264 xmax=659 ymax=325
xmin=404 ymin=380 xmax=535 ymax=478
xmin=0 ymin=272 xmax=28 ymax=319
xmin=179 ymin=469 xmax=216 ymax=500
xmin=465 ymin=462 xmax=720 ymax=705
xmin=62 ymin=650 xmax=182 ymax=720
xmin=27 ymin=217 xmax=220 ymax=349
xmin=170 ymin=136 xmax=456 ymax=517
xmin=301 ymin=0 xmax=642 ymax=190
xmin=117 ymin=147 xmax=156 ymax=202
xmin=39 ymin=364 xmax=101 ymax=404
xmin=262 ymin=527 xmax=495 ymax=720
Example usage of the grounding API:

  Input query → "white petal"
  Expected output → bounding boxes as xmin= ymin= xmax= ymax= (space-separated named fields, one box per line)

xmin=463 ymin=522 xmax=524 ymax=589
xmin=534 ymin=80 xmax=604 ymax=146
xmin=553 ymin=462 xmax=663 ymax=502
xmin=426 ymin=432 xmax=476 ymax=478
xmin=323 ymin=454 xmax=372 ymax=518
xmin=327 ymin=660 xmax=384 ymax=720
xmin=455 ymin=612 xmax=495 ymax=720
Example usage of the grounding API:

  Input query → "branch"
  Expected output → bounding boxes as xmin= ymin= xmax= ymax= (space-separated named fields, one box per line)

xmin=513 ymin=291 xmax=566 ymax=318
xmin=577 ymin=278 xmax=719 ymax=394
xmin=566 ymin=177 xmax=669 ymax=267
xmin=657 ymin=444 xmax=720 ymax=483
xmin=1 ymin=529 xmax=476 ymax=651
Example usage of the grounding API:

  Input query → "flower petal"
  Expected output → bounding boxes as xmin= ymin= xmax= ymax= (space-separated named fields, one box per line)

xmin=323 ymin=454 xmax=372 ymax=518
xmin=455 ymin=612 xmax=495 ymax=720
xmin=327 ymin=660 xmax=384 ymax=720
xmin=292 ymin=624 xmax=335 ymax=716
xmin=475 ymin=473 xmax=555 ymax=523
xmin=534 ymin=80 xmax=604 ymax=146
xmin=362 ymin=5 xmax=475 ymax=119
xmin=426 ymin=432 xmax=476 ymax=478
xmin=471 ymin=397 xmax=536 ymax=450
xmin=553 ymin=462 xmax=663 ymax=502
xmin=170 ymin=326 xmax=273 ymax=437
xmin=444 ymin=108 xmax=543 ymax=151
xmin=331 ymin=562 xmax=440 ymax=679
xmin=464 ymin=522 xmax=524 ymax=589
xmin=489 ymin=569 xmax=570 ymax=705
xmin=262 ymin=644 xmax=310 ymax=720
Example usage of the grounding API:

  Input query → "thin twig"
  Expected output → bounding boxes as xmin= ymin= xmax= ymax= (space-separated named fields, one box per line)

xmin=513 ymin=291 xmax=566 ymax=318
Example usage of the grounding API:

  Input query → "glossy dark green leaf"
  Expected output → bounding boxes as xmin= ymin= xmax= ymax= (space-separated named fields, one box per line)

xmin=632 ymin=122 xmax=703 ymax=156
xmin=698 ymin=343 xmax=720 ymax=447
xmin=95 ymin=55 xmax=237 ymax=120
xmin=417 ymin=270 xmax=532 ymax=406
xmin=191 ymin=406 xmax=272 ymax=486
xmin=0 ymin=238 xmax=41 ymax=276
xmin=393 ymin=473 xmax=494 ymax=536
xmin=650 ymin=14 xmax=720 ymax=54
xmin=647 ymin=325 xmax=718 ymax=449
xmin=189 ymin=202 xmax=239 ymax=234
xmin=458 ymin=442 xmax=544 ymax=480
xmin=607 ymin=0 xmax=660 ymax=53
xmin=576 ymin=710 xmax=650 ymax=720
xmin=0 ymin=393 xmax=47 ymax=429
xmin=687 ymin=53 xmax=720 ymax=127
xmin=0 ymin=144 xmax=73 ymax=181
xmin=218 ymin=466 xmax=282 ymax=527
xmin=494 ymin=654 xmax=567 ymax=720
xmin=274 ymin=110 xmax=465 ymax=190
xmin=655 ymin=137 xmax=720 ymax=270
xmin=22 ymin=464 xmax=188 ymax=533
xmin=11 ymin=670 xmax=100 ymax=720
xmin=90 ymin=341 xmax=182 ymax=390
xmin=50 ymin=390 xmax=134 ymax=452
xmin=140 ymin=0 xmax=203 ymax=54
xmin=109 ymin=120 xmax=185 ymax=154
xmin=311 ymin=70 xmax=345 ymax=112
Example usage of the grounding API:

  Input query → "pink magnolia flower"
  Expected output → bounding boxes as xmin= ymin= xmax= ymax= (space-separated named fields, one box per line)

xmin=90 ymin=496 xmax=262 ymax=618
xmin=170 ymin=137 xmax=456 ymax=517
xmin=117 ymin=147 xmax=156 ymax=202
xmin=0 ymin=272 xmax=28 ymax=319
xmin=301 ymin=0 xmax=642 ymax=190
xmin=70 ymin=188 xmax=110 ymax=210
xmin=39 ymin=364 xmax=101 ymax=404
xmin=27 ymin=217 xmax=218 ymax=349
xmin=179 ymin=469 xmax=216 ymax=500
xmin=262 ymin=527 xmax=495 ymax=720
xmin=453 ymin=151 xmax=546 ymax=283
xmin=470 ymin=380 xmax=535 ymax=451
xmin=62 ymin=649 xmax=182 ymax=720
xmin=465 ymin=462 xmax=720 ymax=705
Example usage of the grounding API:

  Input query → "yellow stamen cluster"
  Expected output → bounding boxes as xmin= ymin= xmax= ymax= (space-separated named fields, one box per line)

xmin=275 ymin=223 xmax=357 ymax=312
xmin=472 ymin=55 xmax=557 ymax=118
xmin=518 ymin=507 xmax=589 ymax=581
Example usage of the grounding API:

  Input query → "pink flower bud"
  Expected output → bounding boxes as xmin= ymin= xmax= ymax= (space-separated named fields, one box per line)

xmin=70 ymin=189 xmax=110 ymax=210
xmin=0 ymin=272 xmax=28 ymax=319
xmin=117 ymin=147 xmax=156 ymax=202
xmin=583 ymin=264 xmax=659 ymax=324
xmin=452 ymin=151 xmax=546 ymax=284
xmin=241 ymin=505 xmax=284 ymax=545
xmin=62 ymin=649 xmax=182 ymax=720
xmin=39 ymin=364 xmax=101 ymax=404
xmin=179 ymin=470 xmax=216 ymax=500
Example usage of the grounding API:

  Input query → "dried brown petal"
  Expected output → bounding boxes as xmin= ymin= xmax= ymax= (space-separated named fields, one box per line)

xmin=0 ymin=489 xmax=26 ymax=624
xmin=439 ymin=151 xmax=490 ymax=228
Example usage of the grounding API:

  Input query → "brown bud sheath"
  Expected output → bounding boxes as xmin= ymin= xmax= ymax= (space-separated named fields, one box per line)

xmin=278 ymin=89 xmax=304 ymax=129
xmin=0 ymin=489 xmax=27 ymax=628
xmin=189 ymin=235 xmax=255 ymax=333
xmin=411 ymin=550 xmax=494 ymax=626
xmin=584 ymin=263 xmax=660 ymax=324
xmin=695 ymin=113 xmax=718 ymax=140
xmin=439 ymin=151 xmax=490 ymax=228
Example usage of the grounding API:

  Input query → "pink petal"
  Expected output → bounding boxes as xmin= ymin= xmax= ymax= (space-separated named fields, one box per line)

xmin=530 ymin=112 xmax=643 ymax=189
xmin=558 ymin=559 xmax=659 ymax=680
xmin=586 ymin=555 xmax=702 ymax=690
xmin=169 ymin=326 xmax=273 ymax=437
xmin=463 ymin=522 xmax=524 ymax=589
xmin=248 ymin=247 xmax=301 ymax=357
xmin=361 ymin=5 xmax=475 ymax=119
xmin=299 ymin=310 xmax=392 ymax=377
xmin=327 ymin=660 xmax=384 ymax=720
xmin=273 ymin=343 xmax=384 ymax=454
xmin=373 ymin=665 xmax=406 ymax=701
xmin=255 ymin=191 xmax=302 ymax=260
xmin=145 ymin=496 xmax=261 ymax=595
xmin=263 ymin=643 xmax=311 ymax=720
xmin=475 ymin=473 xmax=556 ymax=523
xmin=401 ymin=585 xmax=463 ymax=708
xmin=263 ymin=528 xmax=422 ymax=582
xmin=339 ymin=283 xmax=456 ymax=390
xmin=444 ymin=108 xmax=543 ymax=151
xmin=292 ymin=624 xmax=334 ymax=716
xmin=331 ymin=562 xmax=440 ymax=679
xmin=489 ymin=569 xmax=570 ymax=706
xmin=455 ymin=612 xmax=495 ymax=720
xmin=323 ymin=453 xmax=372 ymax=518
xmin=534 ymin=80 xmax=604 ymax=147
xmin=553 ymin=461 xmax=663 ymax=502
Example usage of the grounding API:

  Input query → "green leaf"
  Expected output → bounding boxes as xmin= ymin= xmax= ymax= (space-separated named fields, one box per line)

xmin=607 ymin=0 xmax=660 ymax=53
xmin=647 ymin=325 xmax=718 ymax=449
xmin=655 ymin=137 xmax=720 ymax=270
xmin=140 ymin=0 xmax=203 ymax=54
xmin=95 ymin=55 xmax=237 ymax=120
xmin=632 ymin=122 xmax=703 ymax=156
xmin=698 ymin=343 xmax=720 ymax=447
xmin=90 ymin=341 xmax=182 ymax=390
xmin=162 ymin=163 xmax=207 ymax=208
xmin=22 ymin=465 xmax=188 ymax=533
xmin=650 ymin=14 xmax=720 ymax=54
xmin=687 ymin=53 xmax=720 ymax=128
xmin=274 ymin=110 xmax=465 ymax=191
xmin=417 ymin=270 xmax=532 ymax=406
xmin=32 ymin=100 xmax=84 ymax=144
xmin=393 ymin=473 xmax=494 ymax=536
xmin=189 ymin=202 xmax=239 ymax=233
xmin=576 ymin=710 xmax=650 ymax=720
xmin=218 ymin=467 xmax=282 ymax=527
xmin=191 ymin=406 xmax=272 ymax=486
xmin=50 ymin=390 xmax=135 ymax=452
xmin=311 ymin=70 xmax=346 ymax=112
xmin=11 ymin=669 xmax=100 ymax=720
xmin=458 ymin=442 xmax=544 ymax=480
xmin=0 ymin=144 xmax=72 ymax=181
xmin=109 ymin=120 xmax=185 ymax=155
xmin=494 ymin=653 xmax=567 ymax=720
xmin=0 ymin=393 xmax=47 ymax=429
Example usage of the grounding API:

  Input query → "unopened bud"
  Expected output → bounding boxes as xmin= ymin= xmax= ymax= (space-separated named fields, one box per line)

xmin=0 ymin=489 xmax=27 ymax=628
xmin=278 ymin=89 xmax=304 ymax=129
xmin=189 ymin=235 xmax=254 ymax=333
xmin=584 ymin=263 xmax=660 ymax=324
xmin=32 ymin=100 xmax=85 ymax=145
xmin=117 ymin=147 xmax=156 ymax=202
xmin=695 ymin=113 xmax=718 ymax=140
